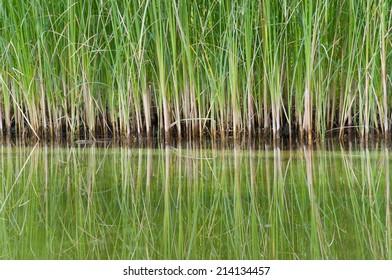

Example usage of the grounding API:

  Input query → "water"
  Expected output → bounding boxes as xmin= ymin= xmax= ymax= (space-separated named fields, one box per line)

xmin=0 ymin=141 xmax=390 ymax=259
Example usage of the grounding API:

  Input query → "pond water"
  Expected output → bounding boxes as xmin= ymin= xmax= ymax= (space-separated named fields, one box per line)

xmin=0 ymin=140 xmax=391 ymax=259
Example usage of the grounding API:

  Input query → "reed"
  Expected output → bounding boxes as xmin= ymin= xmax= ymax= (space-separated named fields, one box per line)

xmin=1 ymin=0 xmax=391 ymax=140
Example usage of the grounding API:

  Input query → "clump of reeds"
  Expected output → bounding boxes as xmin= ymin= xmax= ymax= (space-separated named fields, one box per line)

xmin=0 ymin=0 xmax=391 ymax=141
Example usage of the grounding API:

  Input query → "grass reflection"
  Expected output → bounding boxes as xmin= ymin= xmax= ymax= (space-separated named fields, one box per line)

xmin=0 ymin=143 xmax=390 ymax=259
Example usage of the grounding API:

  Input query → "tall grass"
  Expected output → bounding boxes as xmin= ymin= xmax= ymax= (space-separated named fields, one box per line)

xmin=0 ymin=0 xmax=391 ymax=140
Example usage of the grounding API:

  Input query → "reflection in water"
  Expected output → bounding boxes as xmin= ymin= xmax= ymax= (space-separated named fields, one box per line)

xmin=304 ymin=146 xmax=328 ymax=259
xmin=386 ymin=148 xmax=391 ymax=259
xmin=0 ymin=143 xmax=391 ymax=259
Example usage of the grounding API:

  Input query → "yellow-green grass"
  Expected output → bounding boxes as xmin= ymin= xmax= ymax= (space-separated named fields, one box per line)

xmin=0 ymin=0 xmax=391 ymax=141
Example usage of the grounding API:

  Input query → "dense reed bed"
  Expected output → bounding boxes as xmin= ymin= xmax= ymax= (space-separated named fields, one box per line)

xmin=0 ymin=142 xmax=390 ymax=259
xmin=0 ymin=0 xmax=391 ymax=141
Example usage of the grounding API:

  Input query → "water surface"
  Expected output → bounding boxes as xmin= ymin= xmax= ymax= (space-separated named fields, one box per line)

xmin=0 ymin=141 xmax=390 ymax=259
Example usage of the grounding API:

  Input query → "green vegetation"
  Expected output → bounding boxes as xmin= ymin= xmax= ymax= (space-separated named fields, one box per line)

xmin=0 ymin=0 xmax=391 ymax=140
xmin=0 ymin=143 xmax=390 ymax=259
